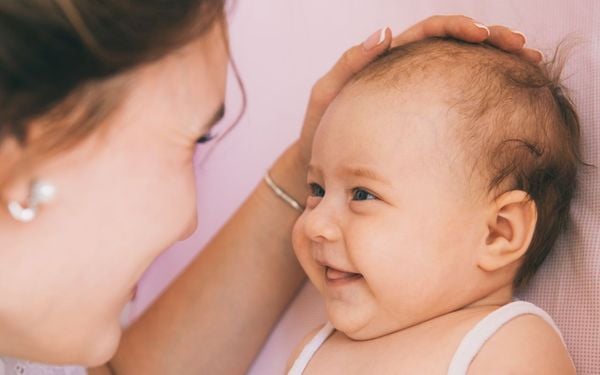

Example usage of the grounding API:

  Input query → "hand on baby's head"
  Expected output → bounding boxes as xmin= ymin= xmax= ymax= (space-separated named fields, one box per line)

xmin=292 ymin=38 xmax=582 ymax=340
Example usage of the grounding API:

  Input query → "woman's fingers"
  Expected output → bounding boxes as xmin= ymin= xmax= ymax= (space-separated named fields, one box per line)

xmin=486 ymin=25 xmax=526 ymax=52
xmin=486 ymin=25 xmax=543 ymax=63
xmin=309 ymin=27 xmax=391 ymax=113
xmin=392 ymin=16 xmax=542 ymax=64
xmin=391 ymin=15 xmax=490 ymax=47
xmin=515 ymin=48 xmax=545 ymax=64
xmin=298 ymin=27 xmax=392 ymax=163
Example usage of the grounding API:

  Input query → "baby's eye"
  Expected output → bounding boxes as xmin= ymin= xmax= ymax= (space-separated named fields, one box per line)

xmin=352 ymin=188 xmax=376 ymax=201
xmin=308 ymin=183 xmax=325 ymax=197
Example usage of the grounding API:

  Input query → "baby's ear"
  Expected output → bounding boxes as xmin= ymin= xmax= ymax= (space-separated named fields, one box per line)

xmin=478 ymin=190 xmax=537 ymax=272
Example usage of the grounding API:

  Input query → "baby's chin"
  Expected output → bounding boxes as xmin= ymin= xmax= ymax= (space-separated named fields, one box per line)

xmin=327 ymin=305 xmax=407 ymax=341
xmin=333 ymin=319 xmax=404 ymax=341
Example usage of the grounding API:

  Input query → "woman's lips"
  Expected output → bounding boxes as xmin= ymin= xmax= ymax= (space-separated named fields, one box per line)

xmin=325 ymin=266 xmax=363 ymax=285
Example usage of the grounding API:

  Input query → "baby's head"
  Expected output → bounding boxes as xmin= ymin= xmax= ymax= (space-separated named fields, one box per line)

xmin=292 ymin=38 xmax=581 ymax=340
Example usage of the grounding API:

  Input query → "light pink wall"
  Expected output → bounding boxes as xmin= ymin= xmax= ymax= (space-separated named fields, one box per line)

xmin=130 ymin=1 xmax=599 ymax=374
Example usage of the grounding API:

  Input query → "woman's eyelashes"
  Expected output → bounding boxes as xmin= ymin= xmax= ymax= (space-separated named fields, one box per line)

xmin=196 ymin=132 xmax=216 ymax=144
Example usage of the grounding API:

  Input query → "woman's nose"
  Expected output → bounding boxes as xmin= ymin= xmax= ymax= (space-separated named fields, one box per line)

xmin=303 ymin=203 xmax=342 ymax=243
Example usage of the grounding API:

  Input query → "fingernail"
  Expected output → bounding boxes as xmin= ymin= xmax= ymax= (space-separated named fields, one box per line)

xmin=362 ymin=27 xmax=387 ymax=50
xmin=532 ymin=48 xmax=545 ymax=62
xmin=473 ymin=22 xmax=490 ymax=36
xmin=512 ymin=30 xmax=528 ymax=46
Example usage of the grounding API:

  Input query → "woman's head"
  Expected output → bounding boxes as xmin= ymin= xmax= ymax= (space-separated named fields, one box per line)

xmin=0 ymin=0 xmax=227 ymax=365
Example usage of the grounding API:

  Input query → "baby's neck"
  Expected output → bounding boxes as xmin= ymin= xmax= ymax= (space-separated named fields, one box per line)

xmin=387 ymin=283 xmax=516 ymax=339
xmin=462 ymin=283 xmax=515 ymax=311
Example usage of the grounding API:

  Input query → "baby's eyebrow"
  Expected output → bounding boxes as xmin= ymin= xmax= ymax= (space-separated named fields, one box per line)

xmin=341 ymin=166 xmax=391 ymax=184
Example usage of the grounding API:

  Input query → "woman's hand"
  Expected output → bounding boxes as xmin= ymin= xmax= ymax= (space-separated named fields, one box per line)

xmin=294 ymin=15 xmax=542 ymax=169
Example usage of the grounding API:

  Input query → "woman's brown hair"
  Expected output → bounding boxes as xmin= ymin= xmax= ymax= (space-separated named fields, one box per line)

xmin=0 ymin=0 xmax=225 ymax=184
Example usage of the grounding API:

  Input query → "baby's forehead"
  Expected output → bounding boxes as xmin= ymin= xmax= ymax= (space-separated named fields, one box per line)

xmin=337 ymin=80 xmax=453 ymax=133
xmin=341 ymin=44 xmax=483 ymax=137
xmin=314 ymin=84 xmax=483 ymax=201
xmin=333 ymin=73 xmax=461 ymax=152
xmin=320 ymin=83 xmax=464 ymax=168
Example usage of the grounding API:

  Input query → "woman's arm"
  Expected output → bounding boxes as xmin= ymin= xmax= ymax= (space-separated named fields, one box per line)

xmin=108 ymin=145 xmax=310 ymax=375
xmin=90 ymin=16 xmax=535 ymax=375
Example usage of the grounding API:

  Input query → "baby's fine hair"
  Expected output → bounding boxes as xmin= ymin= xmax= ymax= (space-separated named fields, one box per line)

xmin=352 ymin=38 xmax=583 ymax=288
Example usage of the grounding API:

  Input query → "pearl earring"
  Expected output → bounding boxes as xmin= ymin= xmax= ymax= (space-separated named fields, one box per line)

xmin=7 ymin=180 xmax=56 ymax=223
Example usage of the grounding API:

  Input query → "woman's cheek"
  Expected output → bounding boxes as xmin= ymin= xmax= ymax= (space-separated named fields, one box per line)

xmin=160 ymin=162 xmax=198 ymax=241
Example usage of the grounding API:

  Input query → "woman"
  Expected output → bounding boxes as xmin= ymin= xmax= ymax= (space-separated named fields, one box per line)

xmin=0 ymin=1 xmax=537 ymax=373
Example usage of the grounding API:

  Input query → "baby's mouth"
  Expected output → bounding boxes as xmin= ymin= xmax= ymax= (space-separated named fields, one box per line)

xmin=325 ymin=266 xmax=363 ymax=283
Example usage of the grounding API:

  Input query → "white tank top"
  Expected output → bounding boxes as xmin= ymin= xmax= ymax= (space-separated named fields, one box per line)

xmin=287 ymin=301 xmax=572 ymax=375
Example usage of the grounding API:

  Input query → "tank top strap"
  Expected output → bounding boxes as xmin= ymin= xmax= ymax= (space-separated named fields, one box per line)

xmin=287 ymin=322 xmax=335 ymax=375
xmin=447 ymin=300 xmax=568 ymax=374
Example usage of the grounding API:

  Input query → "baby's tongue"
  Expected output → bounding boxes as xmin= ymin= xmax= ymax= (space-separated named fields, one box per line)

xmin=327 ymin=267 xmax=359 ymax=280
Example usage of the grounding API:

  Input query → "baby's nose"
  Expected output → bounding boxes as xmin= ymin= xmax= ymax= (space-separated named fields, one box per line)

xmin=303 ymin=205 xmax=342 ymax=243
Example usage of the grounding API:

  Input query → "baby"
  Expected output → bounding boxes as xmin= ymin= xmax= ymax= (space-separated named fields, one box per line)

xmin=288 ymin=38 xmax=580 ymax=374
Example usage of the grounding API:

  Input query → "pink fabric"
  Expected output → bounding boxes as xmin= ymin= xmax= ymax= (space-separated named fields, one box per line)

xmin=131 ymin=1 xmax=599 ymax=373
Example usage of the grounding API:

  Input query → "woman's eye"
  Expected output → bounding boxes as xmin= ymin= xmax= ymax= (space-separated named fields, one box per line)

xmin=308 ymin=183 xmax=325 ymax=197
xmin=352 ymin=188 xmax=376 ymax=201
xmin=196 ymin=132 xmax=216 ymax=144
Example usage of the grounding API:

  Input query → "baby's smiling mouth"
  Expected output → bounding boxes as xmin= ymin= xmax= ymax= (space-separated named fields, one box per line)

xmin=325 ymin=266 xmax=363 ymax=284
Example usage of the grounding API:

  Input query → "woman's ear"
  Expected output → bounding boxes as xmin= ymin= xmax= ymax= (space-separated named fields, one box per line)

xmin=0 ymin=136 xmax=28 ymax=204
xmin=478 ymin=190 xmax=537 ymax=272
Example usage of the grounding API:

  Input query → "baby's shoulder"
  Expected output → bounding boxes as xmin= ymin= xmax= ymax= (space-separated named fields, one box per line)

xmin=468 ymin=313 xmax=575 ymax=374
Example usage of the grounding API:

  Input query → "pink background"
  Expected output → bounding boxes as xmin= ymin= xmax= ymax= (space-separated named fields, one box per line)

xmin=129 ymin=1 xmax=599 ymax=374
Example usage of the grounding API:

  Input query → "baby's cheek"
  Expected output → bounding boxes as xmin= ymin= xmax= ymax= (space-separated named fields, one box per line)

xmin=292 ymin=217 xmax=312 ymax=266
xmin=350 ymin=234 xmax=424 ymax=296
xmin=291 ymin=217 xmax=304 ymax=253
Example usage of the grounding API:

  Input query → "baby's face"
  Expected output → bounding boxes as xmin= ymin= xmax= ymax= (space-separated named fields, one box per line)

xmin=293 ymin=82 xmax=491 ymax=340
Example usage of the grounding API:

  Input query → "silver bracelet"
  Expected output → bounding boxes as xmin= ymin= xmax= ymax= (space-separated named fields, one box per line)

xmin=264 ymin=172 xmax=304 ymax=212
